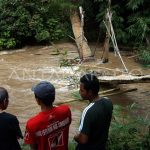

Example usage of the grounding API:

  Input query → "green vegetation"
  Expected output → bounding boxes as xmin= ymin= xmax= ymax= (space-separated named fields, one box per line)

xmin=107 ymin=105 xmax=150 ymax=150
xmin=0 ymin=0 xmax=73 ymax=49
xmin=71 ymin=92 xmax=150 ymax=150
xmin=0 ymin=0 xmax=149 ymax=63
xmin=137 ymin=46 xmax=150 ymax=67
xmin=20 ymin=140 xmax=29 ymax=150
xmin=20 ymin=104 xmax=150 ymax=150
xmin=81 ymin=0 xmax=150 ymax=45
xmin=69 ymin=140 xmax=76 ymax=150
xmin=81 ymin=0 xmax=150 ymax=65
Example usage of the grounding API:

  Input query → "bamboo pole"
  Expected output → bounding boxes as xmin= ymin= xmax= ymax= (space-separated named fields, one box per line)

xmin=98 ymin=88 xmax=120 ymax=95
xmin=54 ymin=88 xmax=137 ymax=105
xmin=55 ymin=88 xmax=120 ymax=105
xmin=100 ymin=88 xmax=137 ymax=97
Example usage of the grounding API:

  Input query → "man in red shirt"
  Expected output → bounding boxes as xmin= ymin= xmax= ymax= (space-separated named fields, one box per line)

xmin=24 ymin=81 xmax=71 ymax=150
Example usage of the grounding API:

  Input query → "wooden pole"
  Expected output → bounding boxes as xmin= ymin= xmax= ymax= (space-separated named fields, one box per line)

xmin=54 ymin=88 xmax=137 ymax=105
xmin=101 ymin=0 xmax=111 ymax=63
xmin=100 ymin=88 xmax=137 ymax=97
xmin=98 ymin=88 xmax=120 ymax=95
xmin=55 ymin=88 xmax=120 ymax=105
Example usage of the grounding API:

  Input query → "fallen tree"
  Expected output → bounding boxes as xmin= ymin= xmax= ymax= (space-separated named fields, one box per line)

xmin=70 ymin=9 xmax=92 ymax=60
xmin=98 ymin=75 xmax=150 ymax=84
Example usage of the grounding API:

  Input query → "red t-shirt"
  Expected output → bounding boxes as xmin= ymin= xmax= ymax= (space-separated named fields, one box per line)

xmin=24 ymin=105 xmax=71 ymax=150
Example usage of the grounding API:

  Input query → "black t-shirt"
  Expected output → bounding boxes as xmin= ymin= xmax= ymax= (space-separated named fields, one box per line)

xmin=0 ymin=112 xmax=23 ymax=150
xmin=77 ymin=97 xmax=113 ymax=150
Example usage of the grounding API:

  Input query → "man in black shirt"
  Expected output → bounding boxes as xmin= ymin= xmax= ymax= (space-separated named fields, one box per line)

xmin=74 ymin=74 xmax=113 ymax=150
xmin=0 ymin=87 xmax=23 ymax=150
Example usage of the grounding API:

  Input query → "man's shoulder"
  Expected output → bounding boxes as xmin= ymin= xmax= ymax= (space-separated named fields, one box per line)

xmin=100 ymin=97 xmax=113 ymax=107
xmin=26 ymin=105 xmax=71 ymax=127
xmin=1 ymin=112 xmax=17 ymax=120
xmin=101 ymin=97 xmax=112 ymax=102
xmin=86 ymin=97 xmax=113 ymax=114
xmin=55 ymin=105 xmax=71 ymax=118
xmin=56 ymin=105 xmax=71 ymax=111
xmin=82 ymin=103 xmax=95 ymax=116
xmin=55 ymin=105 xmax=71 ymax=113
xmin=26 ymin=113 xmax=41 ymax=126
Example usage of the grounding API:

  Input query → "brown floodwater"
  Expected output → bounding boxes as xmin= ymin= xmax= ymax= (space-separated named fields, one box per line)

xmin=0 ymin=43 xmax=149 ymax=138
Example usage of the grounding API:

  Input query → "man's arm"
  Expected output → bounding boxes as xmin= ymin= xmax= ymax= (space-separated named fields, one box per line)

xmin=74 ymin=133 xmax=88 ymax=144
xmin=24 ymin=126 xmax=37 ymax=150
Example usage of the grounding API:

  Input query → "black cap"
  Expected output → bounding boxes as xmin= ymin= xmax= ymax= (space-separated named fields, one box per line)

xmin=32 ymin=81 xmax=55 ymax=100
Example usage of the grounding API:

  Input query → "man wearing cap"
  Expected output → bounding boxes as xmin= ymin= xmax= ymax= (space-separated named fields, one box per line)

xmin=74 ymin=74 xmax=113 ymax=150
xmin=24 ymin=81 xmax=71 ymax=150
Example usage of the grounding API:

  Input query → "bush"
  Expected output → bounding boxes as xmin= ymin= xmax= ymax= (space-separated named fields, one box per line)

xmin=0 ymin=0 xmax=71 ymax=49
xmin=107 ymin=105 xmax=150 ymax=150
xmin=137 ymin=46 xmax=150 ymax=67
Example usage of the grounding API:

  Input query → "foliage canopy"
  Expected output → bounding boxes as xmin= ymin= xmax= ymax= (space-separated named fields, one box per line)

xmin=0 ymin=0 xmax=73 ymax=49
xmin=0 ymin=0 xmax=150 ymax=51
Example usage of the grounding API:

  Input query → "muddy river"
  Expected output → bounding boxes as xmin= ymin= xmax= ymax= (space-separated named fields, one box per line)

xmin=0 ymin=43 xmax=149 ymax=138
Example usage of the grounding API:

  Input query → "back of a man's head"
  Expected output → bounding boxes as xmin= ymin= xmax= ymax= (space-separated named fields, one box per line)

xmin=80 ymin=74 xmax=100 ymax=95
xmin=0 ymin=87 xmax=8 ymax=104
xmin=32 ymin=81 xmax=55 ymax=106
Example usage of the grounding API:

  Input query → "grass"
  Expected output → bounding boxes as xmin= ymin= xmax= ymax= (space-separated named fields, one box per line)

xmin=107 ymin=104 xmax=150 ymax=150
xmin=20 ymin=140 xmax=76 ymax=150
xmin=20 ymin=104 xmax=150 ymax=150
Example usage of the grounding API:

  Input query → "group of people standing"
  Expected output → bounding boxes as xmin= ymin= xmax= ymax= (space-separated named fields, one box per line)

xmin=0 ymin=73 xmax=113 ymax=150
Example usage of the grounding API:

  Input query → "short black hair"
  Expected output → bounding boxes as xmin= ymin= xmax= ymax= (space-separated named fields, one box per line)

xmin=35 ymin=94 xmax=55 ymax=106
xmin=80 ymin=74 xmax=100 ymax=95
xmin=0 ymin=87 xmax=9 ymax=103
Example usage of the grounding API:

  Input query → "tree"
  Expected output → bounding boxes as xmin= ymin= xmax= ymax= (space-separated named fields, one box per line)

xmin=126 ymin=0 xmax=150 ymax=46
